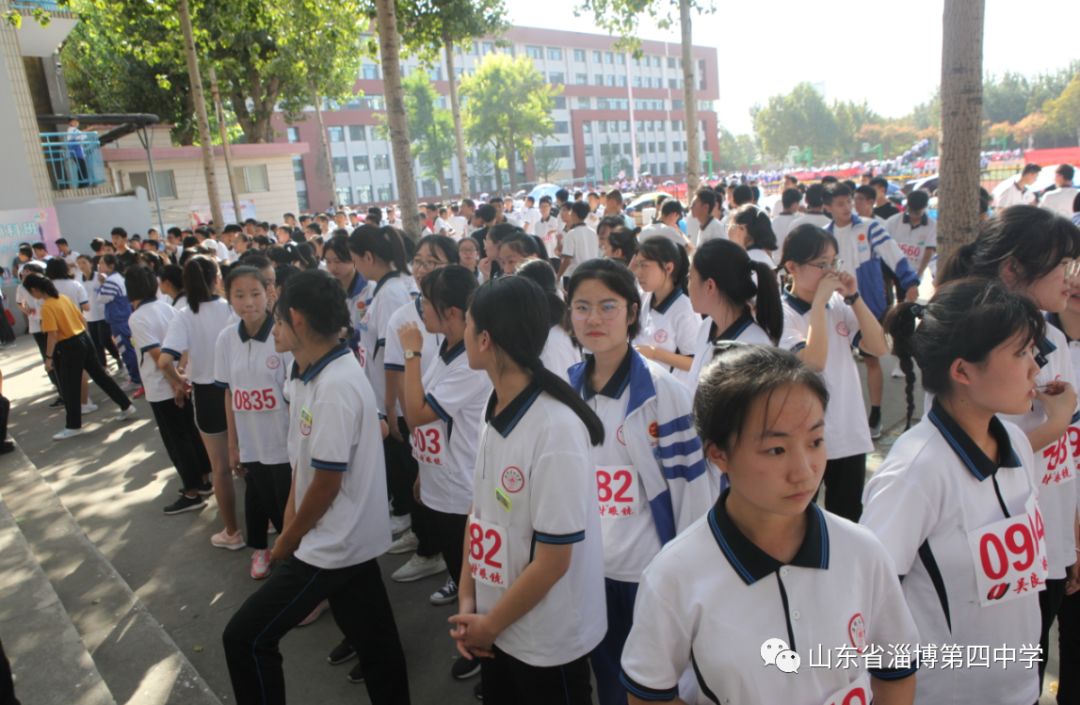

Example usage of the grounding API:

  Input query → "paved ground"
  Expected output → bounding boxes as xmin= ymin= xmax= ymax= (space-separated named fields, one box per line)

xmin=0 ymin=332 xmax=1063 ymax=704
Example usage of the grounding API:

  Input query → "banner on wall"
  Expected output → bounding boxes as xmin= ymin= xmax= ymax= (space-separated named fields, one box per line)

xmin=0 ymin=207 xmax=60 ymax=275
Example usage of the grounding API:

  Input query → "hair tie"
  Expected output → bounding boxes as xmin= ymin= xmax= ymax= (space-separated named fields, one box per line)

xmin=910 ymin=303 xmax=926 ymax=319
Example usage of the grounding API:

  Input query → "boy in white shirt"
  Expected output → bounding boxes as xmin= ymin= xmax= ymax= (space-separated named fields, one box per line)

xmin=557 ymin=201 xmax=599 ymax=282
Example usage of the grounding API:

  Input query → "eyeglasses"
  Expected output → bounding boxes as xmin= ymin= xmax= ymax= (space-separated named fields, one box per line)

xmin=411 ymin=259 xmax=445 ymax=271
xmin=807 ymin=258 xmax=843 ymax=272
xmin=570 ymin=301 xmax=626 ymax=321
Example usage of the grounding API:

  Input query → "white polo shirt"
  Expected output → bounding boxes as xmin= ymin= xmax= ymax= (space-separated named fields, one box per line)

xmin=639 ymin=223 xmax=690 ymax=249
xmin=287 ymin=345 xmax=392 ymax=569
xmin=693 ymin=217 xmax=726 ymax=247
xmin=861 ymin=403 xmax=1042 ymax=705
xmin=561 ymin=223 xmax=599 ymax=278
xmin=535 ymin=215 xmax=562 ymax=255
xmin=358 ymin=272 xmax=413 ymax=414
xmin=214 ymin=316 xmax=292 ymax=465
xmin=540 ymin=324 xmax=580 ymax=381
xmin=884 ymin=213 xmax=937 ymax=272
xmin=383 ymin=296 xmax=441 ymax=415
xmin=129 ymin=299 xmax=178 ymax=404
xmin=15 ymin=285 xmax=41 ymax=334
xmin=161 ymin=297 xmax=234 ymax=385
xmin=791 ymin=212 xmax=832 ymax=230
xmin=781 ymin=292 xmax=873 ymax=460
xmin=686 ymin=312 xmax=774 ymax=391
xmin=53 ymin=278 xmax=88 ymax=311
xmin=413 ymin=340 xmax=491 ymax=515
xmin=81 ymin=276 xmax=105 ymax=323
xmin=621 ymin=493 xmax=919 ymax=705
xmin=470 ymin=383 xmax=606 ymax=667
xmin=1040 ymin=186 xmax=1079 ymax=219
xmin=996 ymin=178 xmax=1034 ymax=210
xmin=635 ymin=288 xmax=702 ymax=387
xmin=344 ymin=273 xmax=370 ymax=367
xmin=771 ymin=212 xmax=800 ymax=253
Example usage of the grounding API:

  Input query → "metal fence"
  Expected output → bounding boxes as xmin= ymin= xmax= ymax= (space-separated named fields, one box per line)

xmin=40 ymin=131 xmax=106 ymax=190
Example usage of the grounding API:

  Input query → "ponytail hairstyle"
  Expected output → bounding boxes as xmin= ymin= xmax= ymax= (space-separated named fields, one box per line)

xmin=937 ymin=205 xmax=1080 ymax=287
xmin=469 ymin=276 xmax=604 ymax=446
xmin=414 ymin=234 xmax=460 ymax=265
xmin=516 ymin=259 xmax=569 ymax=333
xmin=274 ymin=269 xmax=350 ymax=340
xmin=125 ymin=265 xmax=160 ymax=304
xmin=693 ymin=239 xmax=782 ymax=345
xmin=636 ymin=235 xmax=690 ymax=292
xmin=884 ymin=277 xmax=1045 ymax=429
xmin=182 ymin=255 xmax=220 ymax=313
xmin=160 ymin=263 xmax=184 ymax=297
xmin=347 ymin=224 xmax=410 ymax=273
xmin=420 ymin=265 xmax=476 ymax=320
xmin=294 ymin=242 xmax=318 ymax=270
xmin=732 ymin=204 xmax=777 ymax=251
xmin=325 ymin=231 xmax=352 ymax=264
xmin=607 ymin=225 xmax=639 ymax=265
xmin=22 ymin=273 xmax=59 ymax=298
xmin=567 ymin=258 xmax=642 ymax=340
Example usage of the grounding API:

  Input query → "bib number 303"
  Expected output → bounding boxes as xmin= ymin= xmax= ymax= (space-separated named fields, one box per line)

xmin=467 ymin=516 xmax=508 ymax=588
xmin=967 ymin=495 xmax=1048 ymax=606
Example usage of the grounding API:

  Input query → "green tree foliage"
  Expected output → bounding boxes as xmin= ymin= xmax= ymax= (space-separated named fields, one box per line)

xmin=752 ymin=82 xmax=840 ymax=160
xmin=460 ymin=54 xmax=557 ymax=191
xmin=1043 ymin=74 xmax=1080 ymax=145
xmin=716 ymin=128 xmax=757 ymax=171
xmin=397 ymin=71 xmax=456 ymax=195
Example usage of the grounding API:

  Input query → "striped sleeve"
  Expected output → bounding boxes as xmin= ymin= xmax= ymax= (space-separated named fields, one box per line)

xmin=868 ymin=221 xmax=919 ymax=290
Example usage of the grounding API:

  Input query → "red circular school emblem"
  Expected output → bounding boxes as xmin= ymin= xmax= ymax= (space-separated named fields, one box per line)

xmin=653 ymin=329 xmax=668 ymax=344
xmin=848 ymin=612 xmax=867 ymax=653
xmin=501 ymin=466 xmax=525 ymax=493
xmin=836 ymin=322 xmax=850 ymax=337
xmin=648 ymin=421 xmax=659 ymax=439
xmin=616 ymin=425 xmax=626 ymax=446
xmin=300 ymin=421 xmax=312 ymax=437
xmin=266 ymin=356 xmax=281 ymax=370
xmin=858 ymin=233 xmax=866 ymax=242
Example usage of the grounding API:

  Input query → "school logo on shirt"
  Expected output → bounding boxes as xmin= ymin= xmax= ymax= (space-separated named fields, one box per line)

xmin=299 ymin=406 xmax=313 ymax=437
xmin=616 ymin=425 xmax=626 ymax=446
xmin=648 ymin=421 xmax=659 ymax=440
xmin=266 ymin=355 xmax=281 ymax=370
xmin=500 ymin=466 xmax=524 ymax=494
xmin=847 ymin=612 xmax=867 ymax=653
xmin=653 ymin=329 xmax=668 ymax=344
xmin=835 ymin=322 xmax=850 ymax=337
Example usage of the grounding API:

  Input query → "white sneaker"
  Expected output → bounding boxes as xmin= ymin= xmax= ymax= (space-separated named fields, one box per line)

xmin=115 ymin=405 xmax=137 ymax=421
xmin=891 ymin=366 xmax=905 ymax=379
xmin=53 ymin=428 xmax=85 ymax=441
xmin=81 ymin=402 xmax=99 ymax=415
xmin=391 ymin=554 xmax=446 ymax=583
xmin=387 ymin=529 xmax=418 ymax=555
xmin=389 ymin=513 xmax=411 ymax=536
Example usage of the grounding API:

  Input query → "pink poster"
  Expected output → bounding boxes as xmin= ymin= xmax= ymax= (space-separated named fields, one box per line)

xmin=0 ymin=207 xmax=60 ymax=275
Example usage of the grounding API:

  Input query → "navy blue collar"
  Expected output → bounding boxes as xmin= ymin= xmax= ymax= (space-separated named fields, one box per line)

xmin=708 ymin=489 xmax=830 ymax=585
xmin=347 ymin=272 xmax=366 ymax=298
xmin=1035 ymin=335 xmax=1057 ymax=369
xmin=439 ymin=338 xmax=465 ymax=364
xmin=294 ymin=344 xmax=351 ymax=384
xmin=926 ymin=398 xmax=1022 ymax=482
xmin=414 ymin=295 xmax=423 ymax=318
xmin=902 ymin=212 xmax=929 ymax=227
xmin=238 ymin=314 xmax=273 ymax=343
xmin=581 ymin=346 xmax=633 ymax=400
xmin=485 ymin=380 xmax=543 ymax=437
xmin=651 ymin=287 xmax=686 ymax=314
xmin=715 ymin=310 xmax=754 ymax=341
xmin=372 ymin=270 xmax=401 ymax=298
xmin=782 ymin=291 xmax=813 ymax=315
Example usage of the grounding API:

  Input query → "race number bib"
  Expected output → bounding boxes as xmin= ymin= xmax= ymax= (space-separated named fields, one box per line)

xmin=411 ymin=423 xmax=446 ymax=467
xmin=967 ymin=495 xmax=1048 ymax=606
xmin=232 ymin=387 xmax=279 ymax=412
xmin=822 ymin=672 xmax=871 ymax=705
xmin=1058 ymin=420 xmax=1080 ymax=485
xmin=596 ymin=465 xmax=639 ymax=518
xmin=467 ymin=515 xmax=508 ymax=588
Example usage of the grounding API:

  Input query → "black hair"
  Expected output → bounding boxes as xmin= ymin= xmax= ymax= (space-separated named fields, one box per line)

xmin=325 ymin=232 xmax=352 ymax=264
xmin=499 ymin=233 xmax=540 ymax=259
xmin=45 ymin=258 xmax=72 ymax=280
xmin=223 ymin=223 xmax=243 ymax=234
xmin=517 ymin=259 xmax=569 ymax=332
xmin=1074 ymin=191 xmax=1080 ymax=214
xmin=823 ymin=184 xmax=852 ymax=203
xmin=125 ymin=265 xmax=159 ymax=303
xmin=23 ymin=273 xmax=59 ymax=298
xmin=275 ymin=264 xmax=297 ymax=290
xmin=607 ymin=226 xmax=639 ymax=264
xmin=567 ymin=258 xmax=642 ymax=340
xmin=732 ymin=184 xmax=753 ymax=206
xmin=160 ymin=264 xmax=184 ymax=295
xmin=415 ymin=234 xmax=460 ymax=264
xmin=694 ymin=343 xmax=828 ymax=453
xmin=821 ymin=175 xmax=839 ymax=186
xmin=488 ymin=223 xmax=524 ymax=245
xmin=937 ymin=205 xmax=1080 ymax=287
xmin=274 ymin=269 xmax=349 ymax=340
xmin=420 ymin=265 xmax=476 ymax=320
xmin=732 ymin=205 xmax=777 ymax=251
xmin=305 ymin=222 xmax=322 ymax=236
xmin=476 ymin=204 xmax=497 ymax=223
xmin=804 ymin=184 xmax=825 ymax=208
xmin=18 ymin=244 xmax=32 ymax=258
xmin=637 ymin=236 xmax=690 ymax=292
xmin=1056 ymin=164 xmax=1074 ymax=182
xmin=854 ymin=185 xmax=877 ymax=203
xmin=225 ymin=264 xmax=270 ymax=297
xmin=1021 ymin=163 xmax=1042 ymax=176
xmin=90 ymin=238 xmax=104 ymax=253
xmin=694 ymin=188 xmax=717 ymax=211
xmin=605 ymin=189 xmax=624 ymax=205
xmin=182 ymin=255 xmax=220 ymax=313
xmin=469 ymin=276 xmax=603 ymax=445
xmin=555 ymin=188 xmax=570 ymax=203
xmin=570 ymin=201 xmax=591 ymax=220
xmin=660 ymin=200 xmax=683 ymax=218
xmin=238 ymin=252 xmax=272 ymax=271
xmin=781 ymin=188 xmax=802 ymax=210
xmin=100 ymin=254 xmax=118 ymax=270
xmin=906 ymin=190 xmax=930 ymax=211
xmin=780 ymin=223 xmax=840 ymax=267
xmin=869 ymin=177 xmax=888 ymax=190
xmin=55 ymin=238 xmax=68 ymax=247
xmin=110 ymin=227 xmax=128 ymax=239
xmin=347 ymin=224 xmax=410 ymax=273
xmin=885 ymin=277 xmax=1045 ymax=429
xmin=294 ymin=242 xmax=318 ymax=270
xmin=979 ymin=187 xmax=992 ymax=215
xmin=694 ymin=239 xmax=783 ymax=345
xmin=841 ymin=180 xmax=857 ymax=193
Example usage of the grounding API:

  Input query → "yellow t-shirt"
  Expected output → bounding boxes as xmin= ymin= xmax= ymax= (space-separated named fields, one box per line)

xmin=39 ymin=295 xmax=85 ymax=341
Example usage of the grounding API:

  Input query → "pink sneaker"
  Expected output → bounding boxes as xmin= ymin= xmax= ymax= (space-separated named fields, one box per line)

xmin=211 ymin=528 xmax=246 ymax=551
xmin=250 ymin=549 xmax=272 ymax=580
xmin=298 ymin=600 xmax=329 ymax=627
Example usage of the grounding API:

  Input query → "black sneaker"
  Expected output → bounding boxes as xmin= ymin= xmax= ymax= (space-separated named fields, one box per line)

xmin=197 ymin=481 xmax=214 ymax=497
xmin=451 ymin=655 xmax=480 ymax=680
xmin=473 ymin=681 xmax=483 ymax=701
xmin=0 ymin=441 xmax=13 ymax=455
xmin=347 ymin=662 xmax=365 ymax=684
xmin=49 ymin=398 xmax=65 ymax=408
xmin=327 ymin=640 xmax=357 ymax=666
xmin=163 ymin=494 xmax=206 ymax=515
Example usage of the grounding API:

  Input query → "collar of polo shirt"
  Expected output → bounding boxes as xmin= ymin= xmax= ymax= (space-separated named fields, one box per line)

xmin=781 ymin=291 xmax=817 ymax=316
xmin=925 ymin=398 xmax=1022 ymax=481
xmin=707 ymin=309 xmax=756 ymax=345
xmin=580 ymin=345 xmax=633 ymax=400
xmin=238 ymin=314 xmax=274 ymax=343
xmin=438 ymin=338 xmax=466 ymax=364
xmin=295 ymin=343 xmax=350 ymax=384
xmin=485 ymin=379 xmax=543 ymax=437
xmin=651 ymin=287 xmax=686 ymax=314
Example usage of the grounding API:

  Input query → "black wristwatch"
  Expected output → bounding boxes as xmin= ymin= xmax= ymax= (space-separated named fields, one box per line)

xmin=843 ymin=291 xmax=860 ymax=306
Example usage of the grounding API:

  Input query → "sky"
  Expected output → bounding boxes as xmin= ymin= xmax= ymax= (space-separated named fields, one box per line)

xmin=503 ymin=0 xmax=1080 ymax=134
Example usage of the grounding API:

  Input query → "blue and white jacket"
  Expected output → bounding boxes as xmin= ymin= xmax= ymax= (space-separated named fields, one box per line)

xmin=826 ymin=214 xmax=919 ymax=319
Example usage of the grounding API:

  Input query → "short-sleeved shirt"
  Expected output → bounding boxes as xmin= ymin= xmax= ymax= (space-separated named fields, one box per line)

xmin=861 ymin=404 xmax=1042 ymax=705
xmin=639 ymin=223 xmax=689 ymax=249
xmin=535 ymin=215 xmax=563 ymax=254
xmin=16 ymin=285 xmax=41 ymax=333
xmin=884 ymin=213 xmax=937 ymax=272
xmin=358 ymin=272 xmax=414 ymax=414
xmin=382 ymin=297 xmax=441 ymax=414
xmin=470 ymin=384 xmax=606 ymax=666
xmin=790 ymin=212 xmax=832 ymax=230
xmin=540 ymin=325 xmax=580 ymax=381
xmin=1040 ymin=186 xmax=1079 ymax=219
xmin=685 ymin=312 xmax=774 ymax=391
xmin=214 ymin=316 xmax=292 ymax=465
xmin=561 ymin=223 xmax=599 ymax=278
xmin=81 ymin=276 xmax=105 ymax=322
xmin=635 ymin=288 xmax=702 ymax=387
xmin=781 ymin=292 xmax=873 ymax=459
xmin=53 ymin=279 xmax=88 ymax=311
xmin=694 ymin=217 xmax=726 ymax=246
xmin=161 ymin=298 xmax=234 ymax=385
xmin=771 ymin=212 xmax=800 ymax=253
xmin=287 ymin=345 xmax=392 ymax=569
xmin=129 ymin=299 xmax=178 ymax=403
xmin=39 ymin=295 xmax=85 ymax=341
xmin=621 ymin=492 xmax=919 ymax=705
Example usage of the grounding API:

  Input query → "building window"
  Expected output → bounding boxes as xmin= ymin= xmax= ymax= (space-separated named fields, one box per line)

xmin=335 ymin=186 xmax=352 ymax=204
xmin=620 ymin=120 xmax=629 ymax=132
xmin=547 ymin=47 xmax=563 ymax=60
xmin=554 ymin=97 xmax=567 ymax=109
xmin=583 ymin=122 xmax=592 ymax=133
xmin=549 ymin=72 xmax=564 ymax=85
xmin=327 ymin=126 xmax=344 ymax=142
xmin=482 ymin=41 xmax=494 ymax=54
xmin=526 ymin=45 xmax=543 ymax=59
xmin=605 ymin=75 xmax=616 ymax=87
xmin=349 ymin=125 xmax=365 ymax=141
xmin=374 ymin=154 xmax=391 ymax=170
xmin=648 ymin=142 xmax=656 ymax=153
xmin=652 ymin=56 xmax=661 ymax=68
xmin=604 ymin=51 xmax=614 ymax=64
xmin=632 ymin=76 xmax=642 ymax=88
xmin=584 ymin=145 xmax=593 ymax=157
xmin=616 ymin=75 xmax=626 ymax=87
xmin=378 ymin=186 xmax=393 ymax=201
xmin=297 ymin=192 xmax=310 ymax=210
xmin=233 ymin=164 xmax=270 ymax=193
xmin=597 ymin=98 xmax=609 ymax=109
xmin=332 ymin=157 xmax=349 ymax=173
xmin=129 ymin=170 xmax=177 ymax=199
xmin=361 ymin=64 xmax=380 ymax=80
xmin=553 ymin=121 xmax=568 ymax=134
xmin=428 ymin=66 xmax=442 ymax=81
xmin=573 ymin=49 xmax=586 ymax=62
xmin=357 ymin=185 xmax=373 ymax=203
xmin=594 ymin=74 xmax=603 ymax=86
xmin=667 ymin=56 xmax=676 ymax=69
xmin=575 ymin=73 xmax=588 ymax=85
xmin=599 ymin=122 xmax=608 ymax=133
xmin=286 ymin=127 xmax=300 ymax=143
xmin=672 ymin=99 xmax=684 ymax=110
xmin=576 ymin=97 xmax=591 ymax=109
xmin=609 ymin=120 xmax=619 ymax=132
xmin=593 ymin=50 xmax=602 ymax=63
xmin=292 ymin=156 xmax=306 ymax=179
xmin=353 ymin=155 xmax=369 ymax=171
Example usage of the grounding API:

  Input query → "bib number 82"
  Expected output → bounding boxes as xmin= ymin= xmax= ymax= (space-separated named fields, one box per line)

xmin=597 ymin=468 xmax=633 ymax=503
xmin=468 ymin=522 xmax=503 ymax=568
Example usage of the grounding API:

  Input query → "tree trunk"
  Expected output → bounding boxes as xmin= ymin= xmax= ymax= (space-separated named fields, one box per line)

xmin=506 ymin=134 xmax=518 ymax=192
xmin=310 ymin=82 xmax=338 ymax=208
xmin=178 ymin=0 xmax=224 ymax=230
xmin=937 ymin=0 xmax=985 ymax=261
xmin=209 ymin=65 xmax=242 ymax=222
xmin=443 ymin=35 xmax=469 ymax=198
xmin=375 ymin=0 xmax=420 ymax=236
xmin=679 ymin=0 xmax=700 ymax=195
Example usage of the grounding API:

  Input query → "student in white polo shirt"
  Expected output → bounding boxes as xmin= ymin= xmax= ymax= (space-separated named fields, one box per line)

xmin=884 ymin=190 xmax=937 ymax=282
xmin=449 ymin=275 xmax=606 ymax=705
xmin=517 ymin=259 xmax=581 ymax=381
xmin=934 ymin=205 xmax=1080 ymax=690
xmin=621 ymin=343 xmax=919 ymax=705
xmin=780 ymin=225 xmax=889 ymax=522
xmin=534 ymin=196 xmax=563 ymax=260
xmin=639 ymin=200 xmax=693 ymax=251
xmin=1040 ymin=164 xmax=1078 ymax=219
xmin=771 ymin=188 xmax=803 ymax=254
xmin=558 ymin=201 xmax=600 ymax=283
xmin=322 ymin=232 xmax=368 ymax=364
xmin=566 ymin=259 xmax=712 ymax=705
xmin=997 ymin=163 xmax=1042 ymax=211
xmin=215 ymin=265 xmax=293 ymax=581
xmin=685 ymin=239 xmax=782 ymax=389
xmin=864 ymin=279 xmax=1058 ymax=705
xmin=689 ymin=188 xmax=725 ymax=247
xmin=222 ymin=269 xmax=410 ymax=705
xmin=630 ymin=237 xmax=699 ymax=386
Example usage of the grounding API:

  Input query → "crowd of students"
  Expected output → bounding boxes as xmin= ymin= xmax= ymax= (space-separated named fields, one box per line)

xmin=5 ymin=176 xmax=1080 ymax=705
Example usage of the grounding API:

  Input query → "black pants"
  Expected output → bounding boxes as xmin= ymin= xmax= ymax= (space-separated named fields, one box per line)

xmin=223 ymin=556 xmax=410 ymax=705
xmin=480 ymin=645 xmax=592 ymax=705
xmin=1039 ymin=576 xmax=1068 ymax=687
xmin=0 ymin=299 xmax=14 ymax=344
xmin=425 ymin=508 xmax=467 ymax=585
xmin=149 ymin=398 xmax=209 ymax=491
xmin=88 ymin=320 xmax=120 ymax=367
xmin=0 ymin=395 xmax=9 ymax=445
xmin=32 ymin=332 xmax=62 ymax=399
xmin=54 ymin=333 xmax=130 ymax=429
xmin=0 ymin=638 xmax=18 ymax=705
xmin=1059 ymin=589 xmax=1080 ymax=705
xmin=816 ymin=454 xmax=866 ymax=522
xmin=384 ymin=421 xmax=416 ymax=518
xmin=243 ymin=462 xmax=291 ymax=550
